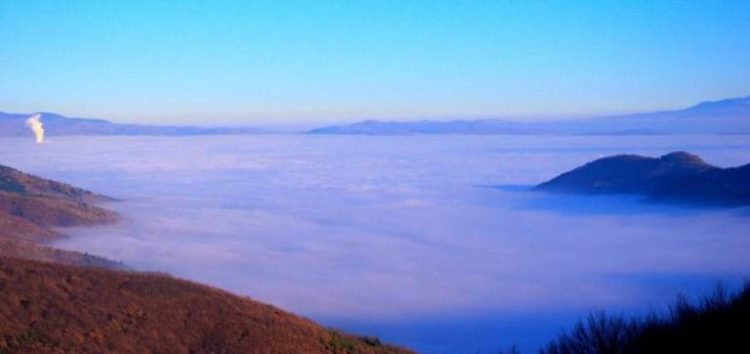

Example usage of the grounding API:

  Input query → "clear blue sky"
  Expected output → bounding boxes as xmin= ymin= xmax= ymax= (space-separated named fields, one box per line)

xmin=1 ymin=0 xmax=749 ymax=124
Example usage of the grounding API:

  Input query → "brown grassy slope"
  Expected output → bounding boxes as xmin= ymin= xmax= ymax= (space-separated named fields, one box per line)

xmin=0 ymin=213 xmax=125 ymax=269
xmin=0 ymin=212 xmax=110 ymax=268
xmin=0 ymin=191 xmax=118 ymax=228
xmin=0 ymin=164 xmax=121 ymax=268
xmin=0 ymin=163 xmax=118 ymax=228
xmin=0 ymin=211 xmax=60 ymax=243
xmin=0 ymin=165 xmax=111 ymax=203
xmin=0 ymin=164 xmax=413 ymax=352
xmin=0 ymin=238 xmax=122 ymax=269
xmin=0 ymin=257 xmax=413 ymax=354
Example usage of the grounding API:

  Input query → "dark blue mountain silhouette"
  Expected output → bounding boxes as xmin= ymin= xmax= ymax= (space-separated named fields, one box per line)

xmin=536 ymin=151 xmax=750 ymax=206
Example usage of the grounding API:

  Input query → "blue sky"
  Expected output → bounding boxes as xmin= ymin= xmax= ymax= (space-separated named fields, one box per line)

xmin=1 ymin=0 xmax=749 ymax=124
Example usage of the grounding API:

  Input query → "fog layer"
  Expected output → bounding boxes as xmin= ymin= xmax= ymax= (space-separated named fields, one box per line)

xmin=2 ymin=134 xmax=749 ymax=353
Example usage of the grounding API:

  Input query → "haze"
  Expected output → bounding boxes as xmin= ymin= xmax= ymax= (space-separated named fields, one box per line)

xmin=1 ymin=134 xmax=749 ymax=352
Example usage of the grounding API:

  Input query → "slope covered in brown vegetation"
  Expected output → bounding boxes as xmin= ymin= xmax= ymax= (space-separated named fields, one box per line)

xmin=0 ymin=164 xmax=117 ymax=227
xmin=0 ymin=164 xmax=111 ymax=204
xmin=0 ymin=191 xmax=117 ymax=227
xmin=0 ymin=256 xmax=413 ymax=354
xmin=0 ymin=164 xmax=120 ymax=267
xmin=0 ymin=164 xmax=413 ymax=353
xmin=0 ymin=238 xmax=120 ymax=270
xmin=0 ymin=210 xmax=59 ymax=243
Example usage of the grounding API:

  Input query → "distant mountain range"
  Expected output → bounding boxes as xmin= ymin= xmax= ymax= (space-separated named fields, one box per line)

xmin=536 ymin=151 xmax=750 ymax=206
xmin=309 ymin=96 xmax=750 ymax=135
xmin=0 ymin=111 xmax=265 ymax=137
xmin=3 ymin=96 xmax=749 ymax=137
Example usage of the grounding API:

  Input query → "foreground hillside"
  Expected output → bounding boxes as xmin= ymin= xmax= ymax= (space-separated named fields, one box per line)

xmin=0 ymin=256 xmax=412 ymax=354
xmin=0 ymin=164 xmax=413 ymax=353
xmin=540 ymin=284 xmax=750 ymax=354
xmin=536 ymin=151 xmax=750 ymax=206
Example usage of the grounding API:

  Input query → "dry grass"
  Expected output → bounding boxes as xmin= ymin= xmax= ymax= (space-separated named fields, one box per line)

xmin=0 ymin=163 xmax=120 ymax=267
xmin=0 ymin=164 xmax=414 ymax=353
xmin=0 ymin=191 xmax=118 ymax=228
xmin=0 ymin=256 xmax=413 ymax=354
xmin=541 ymin=284 xmax=750 ymax=354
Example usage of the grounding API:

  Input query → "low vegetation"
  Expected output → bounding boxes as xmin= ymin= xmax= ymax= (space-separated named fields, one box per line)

xmin=0 ymin=163 xmax=121 ymax=268
xmin=537 ymin=283 xmax=750 ymax=354
xmin=0 ymin=163 xmax=413 ymax=353
xmin=0 ymin=256 xmax=413 ymax=354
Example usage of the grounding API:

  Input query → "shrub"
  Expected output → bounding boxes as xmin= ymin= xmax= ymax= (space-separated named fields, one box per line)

xmin=539 ymin=283 xmax=750 ymax=354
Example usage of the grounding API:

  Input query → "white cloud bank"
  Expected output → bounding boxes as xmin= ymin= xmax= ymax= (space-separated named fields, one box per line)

xmin=2 ymin=134 xmax=749 ymax=352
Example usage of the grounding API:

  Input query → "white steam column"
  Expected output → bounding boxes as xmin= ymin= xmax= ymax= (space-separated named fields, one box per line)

xmin=25 ymin=113 xmax=45 ymax=144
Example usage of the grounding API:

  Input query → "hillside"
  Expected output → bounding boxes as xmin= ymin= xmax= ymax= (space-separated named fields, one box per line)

xmin=308 ymin=96 xmax=750 ymax=135
xmin=651 ymin=163 xmax=750 ymax=206
xmin=0 ymin=164 xmax=112 ymax=203
xmin=540 ymin=284 xmax=750 ymax=354
xmin=0 ymin=164 xmax=117 ymax=225
xmin=0 ymin=112 xmax=264 ymax=137
xmin=0 ymin=165 xmax=413 ymax=353
xmin=535 ymin=152 xmax=717 ymax=194
xmin=535 ymin=151 xmax=750 ymax=206
xmin=0 ymin=256 xmax=413 ymax=354
xmin=0 ymin=164 xmax=120 ymax=267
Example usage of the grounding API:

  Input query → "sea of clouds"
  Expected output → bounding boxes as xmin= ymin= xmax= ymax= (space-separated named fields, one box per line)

xmin=2 ymin=134 xmax=749 ymax=353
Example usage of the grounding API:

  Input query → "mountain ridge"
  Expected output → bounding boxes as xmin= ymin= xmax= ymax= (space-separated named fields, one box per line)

xmin=308 ymin=96 xmax=750 ymax=135
xmin=535 ymin=151 xmax=750 ymax=206
xmin=0 ymin=111 xmax=266 ymax=137
xmin=4 ymin=95 xmax=749 ymax=137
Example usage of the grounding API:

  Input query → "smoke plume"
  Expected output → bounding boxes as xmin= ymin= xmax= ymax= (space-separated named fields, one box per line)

xmin=25 ymin=113 xmax=45 ymax=144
